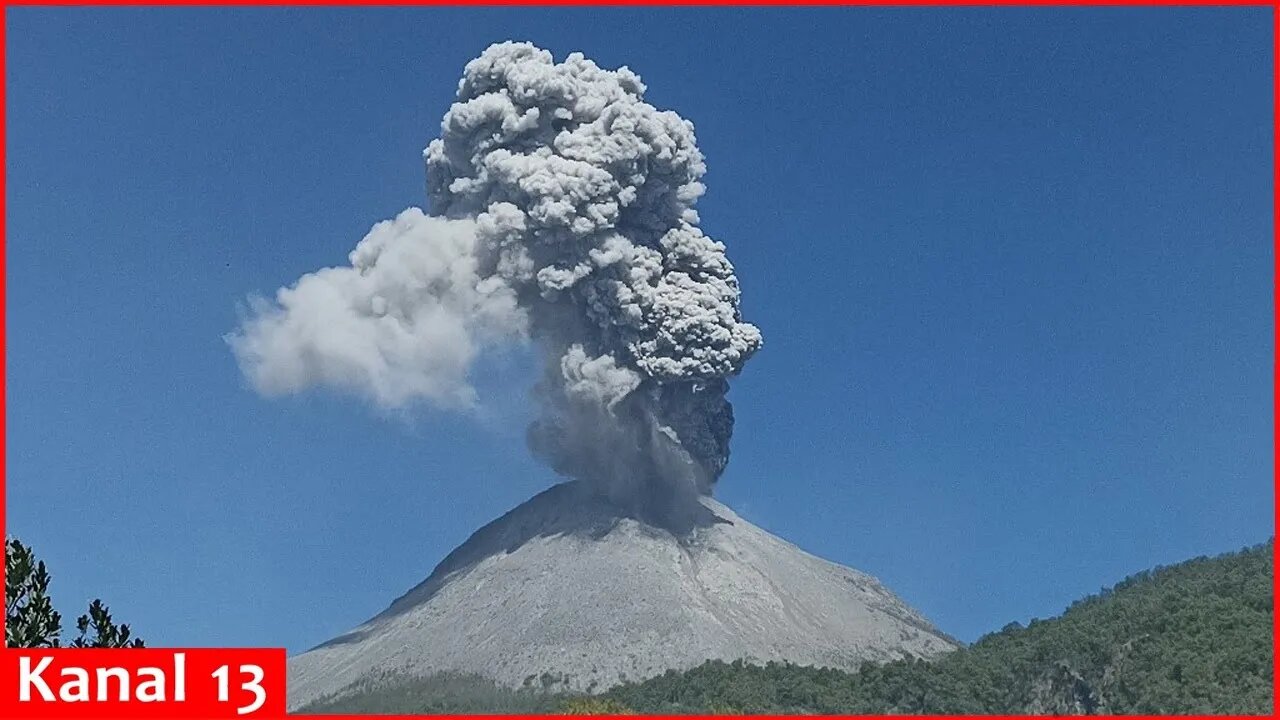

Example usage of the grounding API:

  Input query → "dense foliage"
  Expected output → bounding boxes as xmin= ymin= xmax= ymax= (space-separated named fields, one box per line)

xmin=300 ymin=541 xmax=1272 ymax=715
xmin=4 ymin=538 xmax=145 ymax=649
xmin=608 ymin=541 xmax=1273 ymax=714
xmin=5 ymin=538 xmax=61 ymax=648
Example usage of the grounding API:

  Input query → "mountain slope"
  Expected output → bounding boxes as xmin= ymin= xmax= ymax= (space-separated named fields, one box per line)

xmin=288 ymin=482 xmax=957 ymax=710
xmin=606 ymin=540 xmax=1274 ymax=714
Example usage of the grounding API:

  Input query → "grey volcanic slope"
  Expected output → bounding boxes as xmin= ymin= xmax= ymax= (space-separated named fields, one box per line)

xmin=288 ymin=483 xmax=958 ymax=709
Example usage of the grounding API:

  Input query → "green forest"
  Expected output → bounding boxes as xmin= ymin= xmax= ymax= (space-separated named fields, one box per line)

xmin=298 ymin=541 xmax=1274 ymax=715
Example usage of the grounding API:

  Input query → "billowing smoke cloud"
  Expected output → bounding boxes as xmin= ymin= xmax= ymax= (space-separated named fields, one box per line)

xmin=229 ymin=42 xmax=762 ymax=525
xmin=231 ymin=211 xmax=526 ymax=409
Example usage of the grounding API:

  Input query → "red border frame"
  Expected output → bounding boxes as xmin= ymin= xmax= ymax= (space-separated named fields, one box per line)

xmin=0 ymin=1 xmax=1272 ymax=5
xmin=0 ymin=4 xmax=1275 ymax=719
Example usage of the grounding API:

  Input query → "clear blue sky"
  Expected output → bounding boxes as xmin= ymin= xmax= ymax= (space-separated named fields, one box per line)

xmin=6 ymin=7 xmax=1272 ymax=651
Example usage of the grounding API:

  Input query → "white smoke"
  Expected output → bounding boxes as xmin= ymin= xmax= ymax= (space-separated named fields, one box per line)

xmin=229 ymin=42 xmax=762 ymax=525
xmin=229 ymin=210 xmax=526 ymax=409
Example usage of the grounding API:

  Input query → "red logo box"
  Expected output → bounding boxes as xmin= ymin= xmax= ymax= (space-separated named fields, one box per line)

xmin=0 ymin=648 xmax=286 ymax=719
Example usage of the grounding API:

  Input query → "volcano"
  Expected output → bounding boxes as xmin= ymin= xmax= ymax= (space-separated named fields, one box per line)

xmin=287 ymin=483 xmax=958 ymax=709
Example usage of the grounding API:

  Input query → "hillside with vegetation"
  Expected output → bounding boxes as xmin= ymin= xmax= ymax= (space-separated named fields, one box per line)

xmin=298 ymin=541 xmax=1273 ymax=715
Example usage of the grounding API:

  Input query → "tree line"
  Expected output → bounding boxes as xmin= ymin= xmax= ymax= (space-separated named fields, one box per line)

xmin=11 ymin=534 xmax=1271 ymax=714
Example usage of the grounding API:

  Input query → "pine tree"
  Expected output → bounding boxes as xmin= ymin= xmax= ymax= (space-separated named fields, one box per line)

xmin=5 ymin=538 xmax=62 ymax=648
xmin=4 ymin=537 xmax=144 ymax=649
xmin=69 ymin=599 xmax=144 ymax=648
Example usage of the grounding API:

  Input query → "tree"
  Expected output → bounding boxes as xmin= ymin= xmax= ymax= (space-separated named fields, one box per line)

xmin=5 ymin=538 xmax=61 ymax=647
xmin=4 ymin=538 xmax=144 ymax=648
xmin=69 ymin=599 xmax=144 ymax=648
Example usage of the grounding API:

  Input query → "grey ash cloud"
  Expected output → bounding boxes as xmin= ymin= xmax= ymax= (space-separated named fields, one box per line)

xmin=229 ymin=42 xmax=762 ymax=524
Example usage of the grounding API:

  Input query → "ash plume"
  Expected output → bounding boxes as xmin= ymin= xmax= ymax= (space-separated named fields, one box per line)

xmin=229 ymin=42 xmax=762 ymax=524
